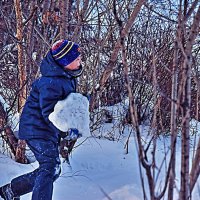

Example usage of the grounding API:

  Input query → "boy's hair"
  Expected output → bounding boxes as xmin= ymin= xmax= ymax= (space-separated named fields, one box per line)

xmin=51 ymin=39 xmax=81 ymax=67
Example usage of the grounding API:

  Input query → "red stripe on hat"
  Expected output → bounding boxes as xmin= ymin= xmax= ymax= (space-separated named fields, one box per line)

xmin=51 ymin=40 xmax=64 ymax=51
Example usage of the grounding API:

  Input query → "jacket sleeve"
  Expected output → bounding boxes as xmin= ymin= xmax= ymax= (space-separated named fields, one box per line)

xmin=38 ymin=81 xmax=73 ymax=132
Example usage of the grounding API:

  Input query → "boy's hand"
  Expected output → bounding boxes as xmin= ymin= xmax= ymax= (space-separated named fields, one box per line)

xmin=64 ymin=128 xmax=82 ymax=141
xmin=59 ymin=128 xmax=82 ymax=161
xmin=59 ymin=138 xmax=77 ymax=161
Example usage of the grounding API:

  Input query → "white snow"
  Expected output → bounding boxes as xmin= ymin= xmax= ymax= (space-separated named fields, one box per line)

xmin=0 ymin=97 xmax=200 ymax=200
xmin=0 ymin=127 xmax=200 ymax=200
xmin=49 ymin=93 xmax=90 ymax=136
xmin=0 ymin=136 xmax=143 ymax=200
xmin=101 ymin=97 xmax=129 ymax=122
xmin=0 ymin=95 xmax=9 ymax=111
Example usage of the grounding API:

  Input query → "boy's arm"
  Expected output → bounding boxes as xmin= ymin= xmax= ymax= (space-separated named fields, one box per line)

xmin=39 ymin=83 xmax=72 ymax=132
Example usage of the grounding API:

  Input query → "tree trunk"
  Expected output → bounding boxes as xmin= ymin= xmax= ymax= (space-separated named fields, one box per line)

xmin=168 ymin=42 xmax=178 ymax=200
xmin=60 ymin=0 xmax=69 ymax=38
xmin=190 ymin=138 xmax=200 ymax=193
xmin=0 ymin=102 xmax=18 ymax=156
xmin=179 ymin=6 xmax=200 ymax=200
xmin=180 ymin=60 xmax=191 ymax=200
xmin=14 ymin=0 xmax=28 ymax=164
xmin=14 ymin=0 xmax=27 ymax=113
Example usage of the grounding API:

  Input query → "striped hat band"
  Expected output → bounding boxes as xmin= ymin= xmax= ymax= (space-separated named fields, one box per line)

xmin=53 ymin=41 xmax=74 ymax=60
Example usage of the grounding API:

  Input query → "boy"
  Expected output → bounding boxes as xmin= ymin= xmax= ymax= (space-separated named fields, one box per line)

xmin=0 ymin=39 xmax=83 ymax=200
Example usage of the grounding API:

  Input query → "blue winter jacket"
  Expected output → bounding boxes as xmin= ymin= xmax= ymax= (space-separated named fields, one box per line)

xmin=18 ymin=51 xmax=79 ymax=143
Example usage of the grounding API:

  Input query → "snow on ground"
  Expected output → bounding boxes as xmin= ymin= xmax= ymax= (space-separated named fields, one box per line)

xmin=0 ymin=136 xmax=142 ymax=200
xmin=0 ymin=131 xmax=199 ymax=200
xmin=54 ymin=137 xmax=141 ymax=200
xmin=0 ymin=94 xmax=200 ymax=199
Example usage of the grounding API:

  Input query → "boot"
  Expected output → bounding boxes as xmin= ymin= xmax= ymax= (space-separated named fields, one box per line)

xmin=0 ymin=184 xmax=20 ymax=200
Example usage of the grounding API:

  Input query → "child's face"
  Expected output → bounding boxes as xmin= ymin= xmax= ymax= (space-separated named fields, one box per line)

xmin=64 ymin=56 xmax=82 ymax=70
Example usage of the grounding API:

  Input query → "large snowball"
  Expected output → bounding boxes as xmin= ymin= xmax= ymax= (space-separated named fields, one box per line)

xmin=49 ymin=93 xmax=90 ymax=136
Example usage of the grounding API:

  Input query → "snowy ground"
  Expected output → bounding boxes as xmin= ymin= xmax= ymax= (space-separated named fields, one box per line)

xmin=0 ymin=135 xmax=142 ymax=200
xmin=0 ymin=131 xmax=199 ymax=200
xmin=0 ymin=93 xmax=199 ymax=199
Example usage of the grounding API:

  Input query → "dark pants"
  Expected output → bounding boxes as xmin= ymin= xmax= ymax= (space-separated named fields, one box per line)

xmin=11 ymin=139 xmax=61 ymax=200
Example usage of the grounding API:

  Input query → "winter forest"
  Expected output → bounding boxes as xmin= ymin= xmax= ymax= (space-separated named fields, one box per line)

xmin=0 ymin=0 xmax=200 ymax=200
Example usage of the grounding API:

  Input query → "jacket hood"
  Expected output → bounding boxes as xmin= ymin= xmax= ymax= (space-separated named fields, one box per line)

xmin=40 ymin=51 xmax=68 ymax=77
xmin=40 ymin=51 xmax=84 ymax=79
xmin=40 ymin=51 xmax=83 ymax=78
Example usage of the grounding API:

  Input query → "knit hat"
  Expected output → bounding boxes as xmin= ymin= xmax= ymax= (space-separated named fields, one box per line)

xmin=51 ymin=39 xmax=81 ymax=67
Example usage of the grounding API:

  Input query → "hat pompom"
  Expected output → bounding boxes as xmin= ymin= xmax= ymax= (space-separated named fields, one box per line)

xmin=51 ymin=40 xmax=65 ymax=51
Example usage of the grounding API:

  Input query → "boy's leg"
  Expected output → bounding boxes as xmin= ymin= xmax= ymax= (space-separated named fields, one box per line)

xmin=27 ymin=139 xmax=61 ymax=200
xmin=0 ymin=183 xmax=20 ymax=199
xmin=11 ymin=138 xmax=61 ymax=200
xmin=11 ymin=168 xmax=39 ymax=196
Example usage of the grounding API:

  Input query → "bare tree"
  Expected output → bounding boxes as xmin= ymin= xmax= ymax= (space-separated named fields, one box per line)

xmin=13 ymin=0 xmax=28 ymax=164
xmin=0 ymin=0 xmax=200 ymax=198
xmin=90 ymin=0 xmax=147 ymax=111
xmin=60 ymin=0 xmax=69 ymax=38
xmin=178 ymin=4 xmax=200 ymax=200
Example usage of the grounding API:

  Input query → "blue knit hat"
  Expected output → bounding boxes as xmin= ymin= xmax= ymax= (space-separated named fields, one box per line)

xmin=51 ymin=39 xmax=81 ymax=67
